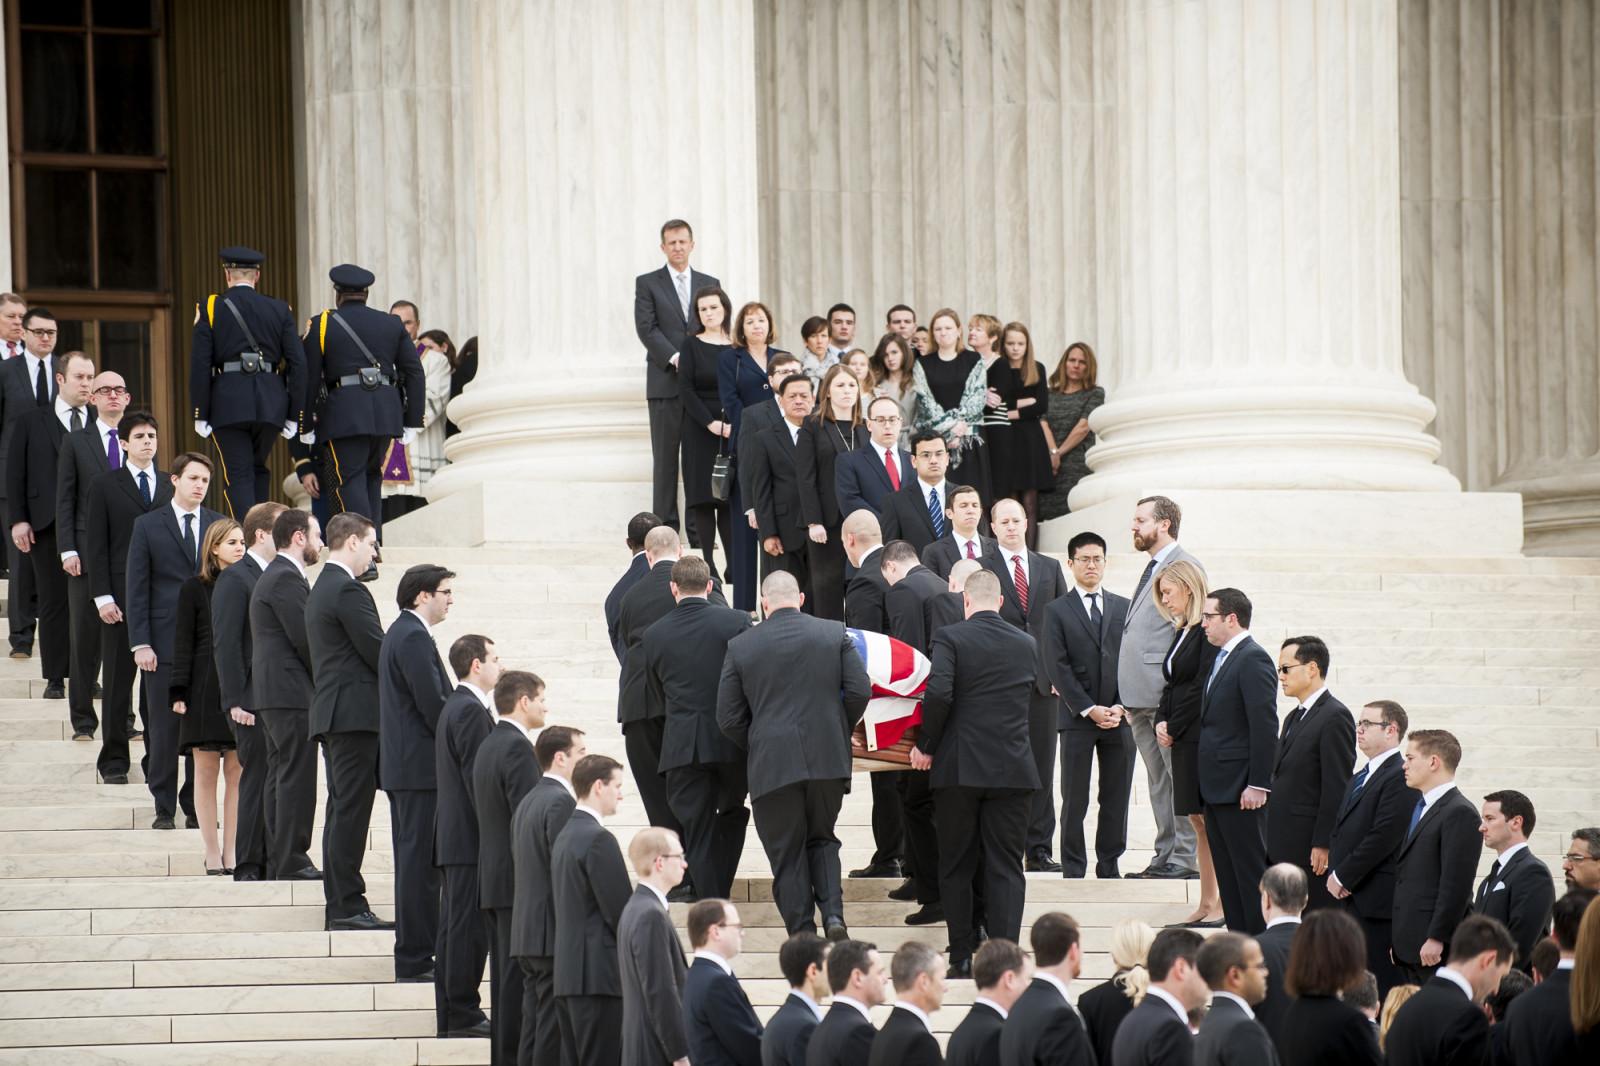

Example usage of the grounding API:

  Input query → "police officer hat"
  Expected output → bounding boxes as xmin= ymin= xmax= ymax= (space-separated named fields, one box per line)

xmin=329 ymin=263 xmax=376 ymax=292
xmin=219 ymin=246 xmax=265 ymax=268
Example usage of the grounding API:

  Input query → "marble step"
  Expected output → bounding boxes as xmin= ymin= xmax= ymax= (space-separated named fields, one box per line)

xmin=0 ymin=1037 xmax=490 ymax=1064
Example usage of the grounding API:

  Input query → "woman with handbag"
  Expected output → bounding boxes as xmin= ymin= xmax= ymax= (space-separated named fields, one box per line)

xmin=796 ymin=365 xmax=868 ymax=622
xmin=678 ymin=286 xmax=735 ymax=576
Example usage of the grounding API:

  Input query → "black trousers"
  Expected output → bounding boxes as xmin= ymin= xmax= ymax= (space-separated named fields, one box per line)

xmin=902 ymin=769 xmax=941 ymax=904
xmin=517 ymin=956 xmax=559 ymax=1066
xmin=1058 ymin=719 xmax=1135 ymax=876
xmin=620 ymin=717 xmax=682 ymax=839
xmin=212 ymin=423 xmax=277 ymax=520
xmin=259 ymin=705 xmax=319 ymax=877
xmin=321 ymin=730 xmax=378 ymax=921
xmin=1025 ymin=691 xmax=1057 ymax=860
xmin=389 ymin=788 xmax=439 ymax=978
xmin=935 ymin=785 xmax=1031 ymax=961
xmin=97 ymin=618 xmax=137 ymax=780
xmin=28 ymin=526 xmax=70 ymax=681
xmin=647 ymin=394 xmax=682 ymax=531
xmin=750 ymin=778 xmax=846 ymax=934
xmin=1204 ymin=801 xmax=1270 ymax=934
xmin=558 ymin=994 xmax=621 ymax=1066
xmin=7 ymin=533 xmax=36 ymax=652
xmin=665 ymin=760 xmax=750 ymax=899
xmin=805 ymin=531 xmax=848 ymax=622
xmin=868 ymin=769 xmax=905 ymax=867
xmin=233 ymin=715 xmax=277 ymax=880
xmin=1346 ymin=901 xmax=1404 ymax=998
xmin=65 ymin=571 xmax=100 ymax=734
xmin=759 ymin=544 xmax=812 ymax=609
xmin=438 ymin=864 xmax=488 ymax=1034
xmin=140 ymin=660 xmax=195 ymax=819
xmin=324 ymin=435 xmax=388 ymax=541
xmin=485 ymin=906 xmax=523 ymax=1066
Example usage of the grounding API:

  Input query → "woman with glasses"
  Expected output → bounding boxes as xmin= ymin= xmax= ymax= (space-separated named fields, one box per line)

xmin=795 ymin=365 xmax=867 ymax=622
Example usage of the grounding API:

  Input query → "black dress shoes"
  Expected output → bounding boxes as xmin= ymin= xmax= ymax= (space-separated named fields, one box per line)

xmin=948 ymin=956 xmax=973 ymax=980
xmin=397 ymin=970 xmax=435 ymax=983
xmin=358 ymin=561 xmax=380 ymax=583
xmin=72 ymin=730 xmax=93 ymax=742
xmin=233 ymin=871 xmax=263 ymax=882
xmin=42 ymin=681 xmax=65 ymax=700
xmin=280 ymin=866 xmax=323 ymax=881
xmin=151 ymin=814 xmax=175 ymax=830
xmin=1024 ymin=856 xmax=1063 ymax=873
xmin=848 ymin=859 xmax=903 ymax=879
xmin=824 ymin=918 xmax=849 ymax=942
xmin=328 ymin=911 xmax=396 ymax=931
xmin=443 ymin=1019 xmax=492 ymax=1038
xmin=666 ymin=882 xmax=697 ymax=904
xmin=185 ymin=815 xmax=199 ymax=829
xmin=102 ymin=774 xmax=128 ymax=785
xmin=1095 ymin=864 xmax=1122 ymax=879
xmin=886 ymin=879 xmax=919 ymax=902
xmin=904 ymin=902 xmax=945 ymax=926
xmin=93 ymin=682 xmax=103 ymax=698
xmin=1134 ymin=862 xmax=1198 ymax=880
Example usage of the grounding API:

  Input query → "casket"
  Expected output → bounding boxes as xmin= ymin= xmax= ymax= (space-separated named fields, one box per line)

xmin=851 ymin=721 xmax=919 ymax=772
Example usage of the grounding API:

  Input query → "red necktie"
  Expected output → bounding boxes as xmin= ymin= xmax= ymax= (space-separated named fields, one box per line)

xmin=884 ymin=449 xmax=900 ymax=491
xmin=965 ymin=539 xmax=976 ymax=559
xmin=1013 ymin=555 xmax=1029 ymax=614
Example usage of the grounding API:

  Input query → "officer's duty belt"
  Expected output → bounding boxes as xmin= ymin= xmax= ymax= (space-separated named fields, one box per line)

xmin=218 ymin=360 xmax=277 ymax=374
xmin=331 ymin=372 xmax=393 ymax=389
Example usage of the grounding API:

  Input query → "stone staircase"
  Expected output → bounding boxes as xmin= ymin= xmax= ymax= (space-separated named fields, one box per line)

xmin=1 ymin=544 xmax=1596 ymax=1062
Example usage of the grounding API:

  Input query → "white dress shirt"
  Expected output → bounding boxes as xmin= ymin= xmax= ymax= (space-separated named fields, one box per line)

xmin=460 ymin=680 xmax=494 ymax=710
xmin=1212 ymin=990 xmax=1256 ymax=1018
xmin=917 ymin=478 xmax=947 ymax=518
xmin=891 ymin=1001 xmax=932 ymax=1033
xmin=1494 ymin=841 xmax=1529 ymax=868
xmin=245 ymin=548 xmax=272 ymax=573
xmin=972 ymin=995 xmax=1009 ymax=1020
xmin=789 ymin=990 xmax=825 ymax=1021
xmin=326 ymin=559 xmax=355 ymax=580
xmin=693 ymin=950 xmax=734 ymax=975
xmin=54 ymin=394 xmax=86 ymax=433
xmin=1144 ymin=986 xmax=1191 ymax=1027
xmin=93 ymin=458 xmax=159 ymax=611
xmin=501 ymin=715 xmax=534 ymax=743
xmin=1418 ymin=780 xmax=1458 ymax=818
xmin=833 ymin=994 xmax=875 ymax=1023
xmin=575 ymin=802 xmax=605 ymax=825
xmin=951 ymin=529 xmax=984 ymax=560
xmin=1034 ymin=971 xmax=1074 ymax=1006
xmin=999 ymin=544 xmax=1029 ymax=588
xmin=282 ymin=547 xmax=308 ymax=579
xmin=1266 ymin=915 xmax=1302 ymax=931
xmin=785 ymin=418 xmax=803 ymax=444
xmin=1435 ymin=967 xmax=1475 ymax=1000
xmin=641 ymin=881 xmax=670 ymax=910
xmin=1293 ymin=686 xmax=1330 ymax=716
xmin=550 ymin=772 xmax=577 ymax=800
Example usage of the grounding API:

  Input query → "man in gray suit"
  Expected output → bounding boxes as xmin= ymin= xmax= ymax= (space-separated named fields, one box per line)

xmin=1194 ymin=932 xmax=1279 ymax=1066
xmin=717 ymin=570 xmax=873 ymax=940
xmin=1116 ymin=495 xmax=1201 ymax=879
xmin=617 ymin=827 xmax=690 ymax=1066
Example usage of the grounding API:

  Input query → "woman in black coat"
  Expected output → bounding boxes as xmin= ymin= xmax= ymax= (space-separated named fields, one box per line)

xmin=1280 ymin=910 xmax=1385 ymax=1066
xmin=795 ymin=365 xmax=868 ymax=622
xmin=1153 ymin=558 xmax=1224 ymax=927
xmin=1077 ymin=918 xmax=1155 ymax=1065
xmin=678 ymin=286 xmax=735 ymax=577
xmin=986 ymin=323 xmax=1053 ymax=548
xmin=172 ymin=518 xmax=245 ymax=874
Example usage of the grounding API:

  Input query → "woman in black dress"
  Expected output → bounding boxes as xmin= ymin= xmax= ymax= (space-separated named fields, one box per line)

xmin=678 ymin=285 xmax=735 ymax=576
xmin=796 ymin=364 xmax=868 ymax=622
xmin=988 ymin=323 xmax=1054 ymax=548
xmin=1078 ymin=918 xmax=1155 ymax=1065
xmin=1280 ymin=910 xmax=1385 ymax=1066
xmin=1153 ymin=558 xmax=1224 ymax=927
xmin=173 ymin=518 xmax=246 ymax=874
xmin=911 ymin=308 xmax=991 ymax=508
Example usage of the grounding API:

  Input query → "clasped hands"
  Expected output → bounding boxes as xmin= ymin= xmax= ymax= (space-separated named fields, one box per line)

xmin=1086 ymin=704 xmax=1124 ymax=730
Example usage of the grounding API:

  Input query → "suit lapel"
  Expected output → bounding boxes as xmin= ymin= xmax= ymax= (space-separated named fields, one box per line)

xmin=1399 ymin=788 xmax=1455 ymax=859
xmin=112 ymin=467 xmax=144 ymax=510
xmin=1066 ymin=591 xmax=1099 ymax=646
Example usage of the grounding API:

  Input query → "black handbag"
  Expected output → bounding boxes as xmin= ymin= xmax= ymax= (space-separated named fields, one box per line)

xmin=710 ymin=433 xmax=732 ymax=501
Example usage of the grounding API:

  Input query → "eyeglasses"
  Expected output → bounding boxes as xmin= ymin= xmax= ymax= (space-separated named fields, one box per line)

xmin=1355 ymin=720 xmax=1392 ymax=732
xmin=92 ymin=386 xmax=130 ymax=398
xmin=1564 ymin=853 xmax=1598 ymax=865
xmin=868 ymin=416 xmax=902 ymax=426
xmin=717 ymin=922 xmax=744 ymax=932
xmin=1200 ymin=612 xmax=1222 ymax=620
xmin=1277 ymin=663 xmax=1307 ymax=676
xmin=25 ymin=327 xmax=57 ymax=338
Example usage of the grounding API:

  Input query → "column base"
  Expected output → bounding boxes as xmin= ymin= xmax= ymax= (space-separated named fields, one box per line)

xmin=1493 ymin=470 xmax=1600 ymax=556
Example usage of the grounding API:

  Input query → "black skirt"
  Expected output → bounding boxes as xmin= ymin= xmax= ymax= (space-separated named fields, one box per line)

xmin=1170 ymin=740 xmax=1202 ymax=816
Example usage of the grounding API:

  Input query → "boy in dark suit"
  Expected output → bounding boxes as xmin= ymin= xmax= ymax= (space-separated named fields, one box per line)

xmin=617 ymin=828 xmax=690 ymax=1066
xmin=605 ymin=511 xmax=660 ymax=663
xmin=920 ymin=483 xmax=991 ymax=577
xmin=1110 ymin=928 xmax=1208 ymax=1066
xmin=1392 ymin=728 xmax=1484 ymax=984
xmin=1194 ymin=931 xmax=1276 ymax=1066
xmin=1382 ymin=914 xmax=1514 ymax=1066
xmin=683 ymin=898 xmax=764 ymax=1066
xmin=805 ymin=939 xmax=885 ymax=1066
xmin=945 ymin=938 xmax=1029 ymax=1066
xmin=868 ymin=942 xmax=945 ymax=1066
xmin=998 ymin=913 xmax=1095 ymax=1066
xmin=763 ymin=933 xmax=831 ymax=1066
xmin=1472 ymin=789 xmax=1556 ymax=970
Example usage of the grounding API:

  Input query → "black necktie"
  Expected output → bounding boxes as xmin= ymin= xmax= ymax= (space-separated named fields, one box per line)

xmin=69 ymin=406 xmax=82 ymax=432
xmin=34 ymin=359 xmax=49 ymax=407
xmin=1479 ymin=859 xmax=1502 ymax=904
xmin=1089 ymin=592 xmax=1102 ymax=627
xmin=138 ymin=471 xmax=151 ymax=506
xmin=1129 ymin=557 xmax=1157 ymax=620
xmin=183 ymin=513 xmax=197 ymax=569
xmin=1285 ymin=705 xmax=1306 ymax=738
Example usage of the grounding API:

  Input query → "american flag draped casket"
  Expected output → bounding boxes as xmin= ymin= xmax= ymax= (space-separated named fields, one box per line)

xmin=846 ymin=628 xmax=931 ymax=771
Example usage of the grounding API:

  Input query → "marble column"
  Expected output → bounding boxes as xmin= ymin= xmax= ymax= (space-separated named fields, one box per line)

xmin=1492 ymin=0 xmax=1600 ymax=554
xmin=418 ymin=0 xmax=760 ymax=542
xmin=296 ymin=0 xmax=477 ymax=338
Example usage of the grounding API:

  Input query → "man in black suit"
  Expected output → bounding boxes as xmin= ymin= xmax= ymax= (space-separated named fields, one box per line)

xmin=1268 ymin=636 xmax=1357 ymax=913
xmin=983 ymin=497 xmax=1070 ymax=873
xmin=84 ymin=411 xmax=169 ymax=784
xmin=1111 ymin=927 xmax=1207 ymax=1066
xmin=1254 ymin=863 xmax=1307 ymax=1048
xmin=635 ymin=220 xmax=719 ymax=534
xmin=946 ymin=938 xmax=1029 ymax=1066
xmin=749 ymin=374 xmax=815 ymax=592
xmin=379 ymin=564 xmax=456 ymax=982
xmin=683 ymin=898 xmax=765 ymax=1066
xmin=473 ymin=671 xmax=546 ymax=1066
xmin=763 ymin=933 xmax=831 ymax=1066
xmin=1383 ymin=914 xmax=1514 ymax=1066
xmin=1326 ymin=699 xmax=1418 ymax=995
xmin=1503 ymin=889 xmax=1600 ymax=1066
xmin=511 ymin=724 xmax=587 ymax=1064
xmin=834 ymin=396 xmax=914 ymax=521
xmin=248 ymin=508 xmax=323 ymax=880
xmin=617 ymin=827 xmax=690 ymax=1066
xmin=605 ymin=511 xmax=660 ymax=664
xmin=1473 ymin=790 xmax=1556 ymax=971
xmin=10 ymin=349 xmax=94 ymax=700
xmin=1 ymin=303 xmax=57 ymax=658
xmin=211 ymin=501 xmax=287 ymax=881
xmin=434 ymin=634 xmax=500 ymax=1041
xmin=1041 ymin=531 xmax=1134 ymax=880
xmin=868 ymin=942 xmax=945 ymax=1066
xmin=1194 ymin=931 xmax=1276 ymax=1066
xmin=718 ymin=570 xmax=873 ymax=939
xmin=805 ymin=939 xmax=886 ymax=1066
xmin=57 ymin=369 xmax=129 ymax=737
xmin=879 ymin=430 xmax=951 ymax=555
xmin=914 ymin=569 xmax=1040 ymax=973
xmin=737 ymin=353 xmax=803 ymax=530
xmin=998 ymin=912 xmax=1095 ymax=1066
xmin=920 ymin=484 xmax=992 ymax=578
xmin=552 ymin=754 xmax=632 ymax=1066
xmin=127 ymin=450 xmax=221 ymax=827
xmin=643 ymin=555 xmax=752 ymax=900
xmin=1392 ymin=728 xmax=1484 ymax=984
xmin=1196 ymin=588 xmax=1279 ymax=934
xmin=305 ymin=512 xmax=390 ymax=929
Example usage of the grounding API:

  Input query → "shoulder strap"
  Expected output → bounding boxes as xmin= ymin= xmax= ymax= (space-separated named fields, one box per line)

xmin=329 ymin=311 xmax=384 ymax=370
xmin=206 ymin=295 xmax=217 ymax=327
xmin=221 ymin=298 xmax=263 ymax=353
xmin=319 ymin=311 xmax=329 ymax=352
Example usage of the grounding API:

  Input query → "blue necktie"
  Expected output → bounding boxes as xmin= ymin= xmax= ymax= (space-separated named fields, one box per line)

xmin=928 ymin=487 xmax=945 ymax=538
xmin=1408 ymin=797 xmax=1426 ymax=837
xmin=1348 ymin=764 xmax=1370 ymax=803
xmin=137 ymin=471 xmax=151 ymax=506
xmin=1089 ymin=592 xmax=1102 ymax=627
xmin=1207 ymin=646 xmax=1229 ymax=689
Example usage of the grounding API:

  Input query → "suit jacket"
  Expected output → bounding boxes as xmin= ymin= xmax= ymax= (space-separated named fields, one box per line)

xmin=750 ymin=421 xmax=807 ymax=551
xmin=305 ymin=562 xmax=384 ymax=736
xmin=736 ymin=397 xmax=783 ymax=504
xmin=844 ymin=545 xmax=891 ymax=633
xmin=763 ymin=992 xmax=822 ymax=1066
xmin=868 ymin=1006 xmax=940 ymax=1066
xmin=917 ymin=611 xmax=1040 ymax=791
xmin=921 ymin=532 xmax=995 ymax=579
xmin=879 ymin=478 xmax=946 ymax=554
xmin=551 ymin=809 xmax=632 ymax=996
xmin=618 ymin=885 xmax=689 ymax=1065
xmin=435 ymin=686 xmax=495 ymax=866
xmin=1079 ymin=978 xmax=1136 ymax=1066
xmin=1503 ymin=969 xmax=1600 ymax=1066
xmin=636 ymin=264 xmax=720 ymax=399
xmin=1117 ymin=544 xmax=1205 ymax=709
xmin=209 ymin=552 xmax=263 ymax=710
xmin=645 ymin=596 xmax=753 ymax=771
xmin=1155 ymin=626 xmax=1218 ymax=744
xmin=945 ymin=998 xmax=1004 ymax=1066
xmin=1266 ymin=690 xmax=1357 ymax=862
xmin=247 ymin=554 xmax=314 ymax=710
xmin=1327 ymin=749 xmax=1417 ymax=919
xmin=834 ymin=443 xmax=913 ymax=521
xmin=1110 ymin=994 xmax=1193 ymax=1066
xmin=682 ymin=955 xmax=765 ymax=1066
xmin=797 ymin=418 xmax=868 ymax=529
xmin=55 ymin=420 xmax=118 ymax=556
xmin=1382 ymin=975 xmax=1490 ymax=1066
xmin=0 ymin=351 xmax=55 ymax=501
xmin=984 ymin=547 xmax=1069 ymax=696
xmin=378 ymin=610 xmax=452 ymax=791
xmin=886 ymin=564 xmax=957 ymax=654
xmin=190 ymin=282 xmax=306 ymax=428
xmin=1392 ymin=786 xmax=1484 ymax=963
xmin=472 ymin=719 xmax=541 ymax=909
xmin=1472 ymin=845 xmax=1555 ymax=971
xmin=1277 ymin=995 xmax=1382 ymax=1066
xmin=606 ymin=552 xmax=652 ymax=663
xmin=125 ymin=504 xmax=223 ymax=659
xmin=1194 ymin=995 xmax=1279 ymax=1066
xmin=717 ymin=608 xmax=872 ymax=799
xmin=804 ymin=1001 xmax=876 ymax=1066
xmin=999 ymin=977 xmax=1096 ymax=1066
xmin=1196 ymin=635 xmax=1279 ymax=804
xmin=510 ymin=774 xmax=577 ymax=958
xmin=1255 ymin=920 xmax=1298 ymax=1047
xmin=7 ymin=403 xmax=68 ymax=528
xmin=85 ymin=465 xmax=171 ymax=607
xmin=302 ymin=300 xmax=426 ymax=438
xmin=1042 ymin=586 xmax=1128 ymax=728
xmin=617 ymin=559 xmax=730 ymax=725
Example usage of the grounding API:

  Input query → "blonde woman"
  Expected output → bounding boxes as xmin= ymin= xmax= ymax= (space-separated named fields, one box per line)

xmin=912 ymin=307 xmax=991 ymax=505
xmin=1079 ymin=918 xmax=1156 ymax=1064
xmin=1153 ymin=559 xmax=1225 ymax=926
xmin=1378 ymin=984 xmax=1421 ymax=1052
xmin=844 ymin=348 xmax=874 ymax=391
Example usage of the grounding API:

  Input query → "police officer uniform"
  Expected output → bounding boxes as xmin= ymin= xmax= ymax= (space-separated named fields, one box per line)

xmin=190 ymin=246 xmax=307 ymax=519
xmin=301 ymin=264 xmax=425 ymax=545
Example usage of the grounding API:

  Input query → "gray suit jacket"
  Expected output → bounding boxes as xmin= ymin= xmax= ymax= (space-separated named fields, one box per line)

xmin=55 ymin=421 xmax=116 ymax=556
xmin=1116 ymin=543 xmax=1204 ymax=708
xmin=1195 ymin=994 xmax=1280 ymax=1066
xmin=0 ymin=351 xmax=54 ymax=501
xmin=635 ymin=265 xmax=720 ymax=399
xmin=618 ymin=884 xmax=689 ymax=1066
